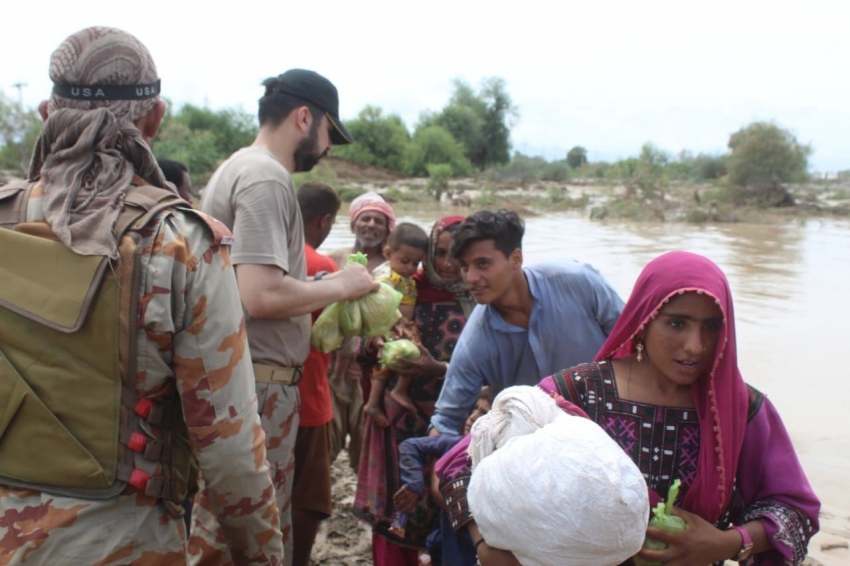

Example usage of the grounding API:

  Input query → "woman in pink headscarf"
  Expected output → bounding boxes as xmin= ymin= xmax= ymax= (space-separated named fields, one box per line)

xmin=442 ymin=251 xmax=820 ymax=565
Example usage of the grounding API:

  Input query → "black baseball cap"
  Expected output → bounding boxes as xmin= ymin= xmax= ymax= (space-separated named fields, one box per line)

xmin=270 ymin=69 xmax=354 ymax=145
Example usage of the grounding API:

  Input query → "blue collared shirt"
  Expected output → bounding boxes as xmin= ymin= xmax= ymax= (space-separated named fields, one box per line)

xmin=431 ymin=260 xmax=624 ymax=434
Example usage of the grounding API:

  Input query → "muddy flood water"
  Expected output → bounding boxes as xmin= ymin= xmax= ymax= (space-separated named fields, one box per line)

xmin=320 ymin=209 xmax=850 ymax=564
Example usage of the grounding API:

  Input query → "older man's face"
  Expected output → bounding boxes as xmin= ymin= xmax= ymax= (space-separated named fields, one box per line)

xmin=352 ymin=211 xmax=389 ymax=250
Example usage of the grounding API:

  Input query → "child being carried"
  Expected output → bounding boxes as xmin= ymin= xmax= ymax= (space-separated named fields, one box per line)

xmin=365 ymin=222 xmax=429 ymax=426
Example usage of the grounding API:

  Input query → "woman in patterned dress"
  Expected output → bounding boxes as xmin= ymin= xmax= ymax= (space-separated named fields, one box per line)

xmin=354 ymin=216 xmax=474 ymax=565
xmin=440 ymin=251 xmax=820 ymax=565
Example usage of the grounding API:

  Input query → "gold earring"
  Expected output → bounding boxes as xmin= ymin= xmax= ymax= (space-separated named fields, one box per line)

xmin=636 ymin=341 xmax=644 ymax=362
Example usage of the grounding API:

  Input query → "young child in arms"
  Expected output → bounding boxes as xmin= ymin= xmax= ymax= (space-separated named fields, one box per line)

xmin=365 ymin=222 xmax=429 ymax=425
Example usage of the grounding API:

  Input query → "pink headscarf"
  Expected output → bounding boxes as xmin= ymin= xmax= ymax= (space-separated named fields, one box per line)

xmin=594 ymin=251 xmax=749 ymax=523
xmin=349 ymin=192 xmax=396 ymax=231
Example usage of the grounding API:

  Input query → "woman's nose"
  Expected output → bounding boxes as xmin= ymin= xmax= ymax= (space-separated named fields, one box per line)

xmin=684 ymin=329 xmax=706 ymax=354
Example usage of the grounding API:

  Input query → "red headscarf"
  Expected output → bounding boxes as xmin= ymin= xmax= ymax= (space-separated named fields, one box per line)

xmin=413 ymin=216 xmax=473 ymax=314
xmin=594 ymin=251 xmax=749 ymax=523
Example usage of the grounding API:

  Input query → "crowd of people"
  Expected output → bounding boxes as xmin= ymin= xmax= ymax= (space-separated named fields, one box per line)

xmin=0 ymin=25 xmax=820 ymax=566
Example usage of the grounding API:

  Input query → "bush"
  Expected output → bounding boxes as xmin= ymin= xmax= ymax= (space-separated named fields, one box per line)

xmin=490 ymin=152 xmax=546 ymax=185
xmin=406 ymin=125 xmax=472 ymax=177
xmin=426 ymin=163 xmax=453 ymax=201
xmin=293 ymin=161 xmax=338 ymax=188
xmin=542 ymin=160 xmax=572 ymax=182
xmin=332 ymin=106 xmax=410 ymax=172
xmin=727 ymin=121 xmax=810 ymax=206
xmin=547 ymin=186 xmax=589 ymax=209
xmin=337 ymin=186 xmax=367 ymax=202
xmin=473 ymin=185 xmax=499 ymax=207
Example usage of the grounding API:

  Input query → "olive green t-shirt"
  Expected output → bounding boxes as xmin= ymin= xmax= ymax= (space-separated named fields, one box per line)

xmin=200 ymin=146 xmax=310 ymax=367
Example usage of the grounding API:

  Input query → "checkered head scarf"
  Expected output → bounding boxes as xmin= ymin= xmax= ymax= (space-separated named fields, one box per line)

xmin=28 ymin=26 xmax=166 ymax=257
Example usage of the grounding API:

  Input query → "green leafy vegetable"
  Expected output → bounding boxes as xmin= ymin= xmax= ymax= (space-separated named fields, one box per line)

xmin=380 ymin=339 xmax=422 ymax=369
xmin=347 ymin=252 xmax=368 ymax=266
xmin=633 ymin=479 xmax=686 ymax=566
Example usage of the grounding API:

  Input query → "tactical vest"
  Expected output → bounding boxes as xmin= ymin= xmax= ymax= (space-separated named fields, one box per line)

xmin=0 ymin=179 xmax=195 ymax=503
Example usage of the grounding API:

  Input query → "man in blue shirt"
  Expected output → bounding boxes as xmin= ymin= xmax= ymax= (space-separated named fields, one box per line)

xmin=430 ymin=210 xmax=624 ymax=434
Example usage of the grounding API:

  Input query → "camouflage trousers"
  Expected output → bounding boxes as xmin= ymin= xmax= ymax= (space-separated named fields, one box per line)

xmin=189 ymin=384 xmax=299 ymax=566
xmin=0 ymin=487 xmax=189 ymax=565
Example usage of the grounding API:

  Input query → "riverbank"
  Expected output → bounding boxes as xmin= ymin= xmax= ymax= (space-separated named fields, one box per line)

xmin=300 ymin=157 xmax=850 ymax=224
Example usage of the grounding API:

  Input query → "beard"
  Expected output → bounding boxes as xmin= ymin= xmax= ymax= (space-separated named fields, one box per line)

xmin=355 ymin=231 xmax=384 ymax=250
xmin=293 ymin=122 xmax=326 ymax=173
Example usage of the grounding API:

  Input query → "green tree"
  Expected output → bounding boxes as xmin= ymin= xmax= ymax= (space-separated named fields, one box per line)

xmin=153 ymin=120 xmax=220 ymax=182
xmin=566 ymin=146 xmax=588 ymax=169
xmin=162 ymin=103 xmax=256 ymax=157
xmin=153 ymin=102 xmax=257 ymax=183
xmin=0 ymin=91 xmax=41 ymax=175
xmin=422 ymin=77 xmax=518 ymax=170
xmin=332 ymin=105 xmax=410 ymax=171
xmin=634 ymin=143 xmax=669 ymax=198
xmin=406 ymin=125 xmax=472 ymax=177
xmin=477 ymin=77 xmax=517 ymax=168
xmin=727 ymin=121 xmax=809 ymax=205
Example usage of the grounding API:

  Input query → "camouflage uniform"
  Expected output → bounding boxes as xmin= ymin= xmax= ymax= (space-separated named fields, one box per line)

xmin=0 ymin=185 xmax=283 ymax=565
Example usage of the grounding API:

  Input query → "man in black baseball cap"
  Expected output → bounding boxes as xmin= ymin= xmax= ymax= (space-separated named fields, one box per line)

xmin=271 ymin=69 xmax=354 ymax=146
xmin=196 ymin=69 xmax=377 ymax=566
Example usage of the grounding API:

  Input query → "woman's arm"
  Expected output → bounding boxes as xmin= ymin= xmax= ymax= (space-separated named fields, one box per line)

xmin=735 ymin=395 xmax=820 ymax=564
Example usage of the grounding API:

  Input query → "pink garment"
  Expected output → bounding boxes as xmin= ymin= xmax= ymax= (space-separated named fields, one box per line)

xmin=593 ymin=251 xmax=748 ymax=523
xmin=372 ymin=531 xmax=419 ymax=566
xmin=349 ymin=192 xmax=396 ymax=230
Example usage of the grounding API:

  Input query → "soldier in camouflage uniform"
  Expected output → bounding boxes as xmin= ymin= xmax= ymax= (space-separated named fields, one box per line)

xmin=0 ymin=27 xmax=282 ymax=565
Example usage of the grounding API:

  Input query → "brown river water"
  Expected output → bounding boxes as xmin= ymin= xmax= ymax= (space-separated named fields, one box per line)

xmin=322 ymin=209 xmax=850 ymax=559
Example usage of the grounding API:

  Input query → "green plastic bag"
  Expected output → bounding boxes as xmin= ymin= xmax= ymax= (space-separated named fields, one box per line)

xmin=380 ymin=339 xmax=421 ymax=369
xmin=341 ymin=300 xmax=362 ymax=337
xmin=311 ymin=301 xmax=343 ymax=353
xmin=310 ymin=253 xmax=401 ymax=350
xmin=359 ymin=283 xmax=402 ymax=338
xmin=633 ymin=479 xmax=686 ymax=566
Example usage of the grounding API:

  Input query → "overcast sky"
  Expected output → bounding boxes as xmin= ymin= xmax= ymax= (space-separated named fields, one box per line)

xmin=3 ymin=0 xmax=848 ymax=171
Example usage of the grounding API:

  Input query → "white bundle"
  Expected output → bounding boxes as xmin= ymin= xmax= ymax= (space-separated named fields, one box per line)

xmin=467 ymin=386 xmax=649 ymax=566
xmin=468 ymin=385 xmax=562 ymax=468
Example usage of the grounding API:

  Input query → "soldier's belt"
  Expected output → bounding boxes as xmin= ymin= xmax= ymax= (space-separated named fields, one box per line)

xmin=252 ymin=363 xmax=303 ymax=386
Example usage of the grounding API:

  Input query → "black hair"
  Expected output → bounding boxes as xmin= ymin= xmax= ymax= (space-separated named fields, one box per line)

xmin=297 ymin=181 xmax=341 ymax=221
xmin=157 ymin=158 xmax=188 ymax=187
xmin=478 ymin=385 xmax=500 ymax=406
xmin=387 ymin=222 xmax=428 ymax=253
xmin=450 ymin=209 xmax=525 ymax=260
xmin=258 ymin=76 xmax=323 ymax=128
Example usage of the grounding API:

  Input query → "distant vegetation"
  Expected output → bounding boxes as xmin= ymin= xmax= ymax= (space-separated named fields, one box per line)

xmin=0 ymin=83 xmax=828 ymax=216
